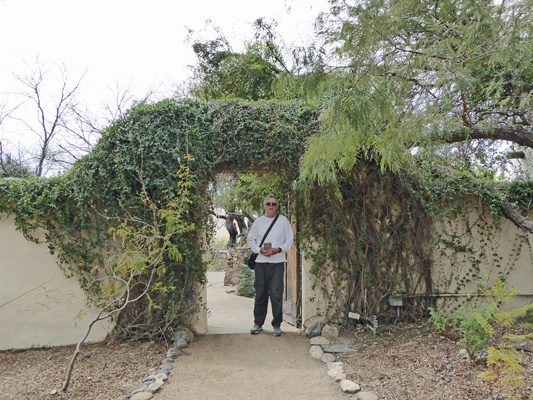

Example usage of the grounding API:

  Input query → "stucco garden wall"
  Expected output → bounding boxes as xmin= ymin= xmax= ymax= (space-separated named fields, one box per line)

xmin=301 ymin=253 xmax=329 ymax=327
xmin=301 ymin=242 xmax=344 ymax=327
xmin=0 ymin=215 xmax=111 ymax=350
xmin=3 ymin=192 xmax=533 ymax=348
xmin=431 ymin=196 xmax=533 ymax=312
xmin=300 ymin=196 xmax=533 ymax=326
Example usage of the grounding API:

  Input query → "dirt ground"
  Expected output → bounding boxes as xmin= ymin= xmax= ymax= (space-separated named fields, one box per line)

xmin=1 ymin=322 xmax=531 ymax=400
xmin=0 ymin=340 xmax=168 ymax=400
xmin=338 ymin=322 xmax=533 ymax=400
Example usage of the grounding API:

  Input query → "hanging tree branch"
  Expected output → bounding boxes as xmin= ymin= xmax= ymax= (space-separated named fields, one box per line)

xmin=444 ymin=125 xmax=533 ymax=149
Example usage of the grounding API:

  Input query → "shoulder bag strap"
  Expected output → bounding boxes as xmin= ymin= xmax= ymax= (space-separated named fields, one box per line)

xmin=258 ymin=214 xmax=279 ymax=248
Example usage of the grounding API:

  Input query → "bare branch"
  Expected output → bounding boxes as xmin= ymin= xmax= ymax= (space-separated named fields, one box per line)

xmin=444 ymin=125 xmax=533 ymax=148
xmin=62 ymin=267 xmax=155 ymax=392
xmin=0 ymin=94 xmax=26 ymax=127
xmin=501 ymin=203 xmax=533 ymax=233
xmin=12 ymin=59 xmax=86 ymax=176
xmin=431 ymin=162 xmax=533 ymax=234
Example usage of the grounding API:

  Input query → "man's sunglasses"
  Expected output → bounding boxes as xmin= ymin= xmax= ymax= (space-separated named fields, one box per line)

xmin=265 ymin=202 xmax=278 ymax=206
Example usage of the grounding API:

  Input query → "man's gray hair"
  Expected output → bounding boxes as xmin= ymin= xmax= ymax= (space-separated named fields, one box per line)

xmin=263 ymin=194 xmax=278 ymax=205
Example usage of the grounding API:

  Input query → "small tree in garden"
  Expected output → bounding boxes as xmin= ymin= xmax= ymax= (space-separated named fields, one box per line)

xmin=430 ymin=280 xmax=533 ymax=400
xmin=477 ymin=282 xmax=533 ymax=400
xmin=62 ymin=162 xmax=195 ymax=392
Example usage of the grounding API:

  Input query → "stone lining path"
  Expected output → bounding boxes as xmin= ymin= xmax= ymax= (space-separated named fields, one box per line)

xmin=125 ymin=272 xmax=379 ymax=400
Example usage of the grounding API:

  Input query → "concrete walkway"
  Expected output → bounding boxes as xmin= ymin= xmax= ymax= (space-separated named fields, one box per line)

xmin=156 ymin=272 xmax=344 ymax=400
xmin=206 ymin=271 xmax=299 ymax=335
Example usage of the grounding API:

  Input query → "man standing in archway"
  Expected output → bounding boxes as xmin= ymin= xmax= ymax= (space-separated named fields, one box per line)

xmin=247 ymin=195 xmax=294 ymax=337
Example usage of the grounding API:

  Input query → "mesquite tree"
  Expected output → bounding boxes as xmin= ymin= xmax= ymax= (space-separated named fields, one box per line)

xmin=298 ymin=0 xmax=533 ymax=230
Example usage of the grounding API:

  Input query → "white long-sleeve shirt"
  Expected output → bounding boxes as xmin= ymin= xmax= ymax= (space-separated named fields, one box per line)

xmin=247 ymin=214 xmax=294 ymax=263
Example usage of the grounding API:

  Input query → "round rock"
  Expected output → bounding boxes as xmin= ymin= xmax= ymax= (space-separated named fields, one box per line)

xmin=156 ymin=373 xmax=169 ymax=381
xmin=131 ymin=393 xmax=153 ymax=400
xmin=335 ymin=372 xmax=347 ymax=382
xmin=357 ymin=392 xmax=379 ymax=400
xmin=309 ymin=345 xmax=324 ymax=359
xmin=166 ymin=347 xmax=181 ymax=358
xmin=321 ymin=324 xmax=340 ymax=340
xmin=340 ymin=380 xmax=361 ymax=394
xmin=327 ymin=361 xmax=344 ymax=369
xmin=173 ymin=337 xmax=189 ymax=350
xmin=328 ymin=365 xmax=344 ymax=378
xmin=310 ymin=336 xmax=330 ymax=345
xmin=147 ymin=379 xmax=164 ymax=393
xmin=132 ymin=385 xmax=148 ymax=395
xmin=306 ymin=321 xmax=324 ymax=338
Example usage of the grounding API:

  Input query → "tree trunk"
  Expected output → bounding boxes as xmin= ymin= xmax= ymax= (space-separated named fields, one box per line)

xmin=501 ymin=204 xmax=533 ymax=233
xmin=225 ymin=215 xmax=238 ymax=247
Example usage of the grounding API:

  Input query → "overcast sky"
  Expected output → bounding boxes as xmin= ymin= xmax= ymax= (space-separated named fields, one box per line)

xmin=0 ymin=0 xmax=329 ymax=148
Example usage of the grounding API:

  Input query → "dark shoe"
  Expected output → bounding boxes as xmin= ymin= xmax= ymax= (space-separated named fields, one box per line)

xmin=250 ymin=324 xmax=263 ymax=334
xmin=273 ymin=326 xmax=283 ymax=337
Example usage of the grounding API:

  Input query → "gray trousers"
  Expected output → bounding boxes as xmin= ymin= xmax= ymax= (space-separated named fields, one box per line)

xmin=253 ymin=262 xmax=284 ymax=327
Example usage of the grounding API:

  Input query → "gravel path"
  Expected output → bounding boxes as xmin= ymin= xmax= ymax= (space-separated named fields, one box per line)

xmin=157 ymin=332 xmax=346 ymax=400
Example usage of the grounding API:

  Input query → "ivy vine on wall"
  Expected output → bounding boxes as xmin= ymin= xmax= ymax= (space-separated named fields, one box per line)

xmin=1 ymin=98 xmax=531 ymax=336
xmin=0 ymin=99 xmax=319 ymax=338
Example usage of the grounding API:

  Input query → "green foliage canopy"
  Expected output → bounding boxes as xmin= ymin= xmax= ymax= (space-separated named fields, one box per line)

xmin=301 ymin=0 xmax=533 ymax=180
xmin=189 ymin=19 xmax=292 ymax=101
xmin=0 ymin=99 xmax=319 ymax=336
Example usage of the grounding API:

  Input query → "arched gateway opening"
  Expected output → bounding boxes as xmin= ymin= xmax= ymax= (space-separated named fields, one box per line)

xmin=0 ymin=99 xmax=320 ymax=341
xmin=194 ymin=99 xmax=317 ymax=334
xmin=96 ymin=99 xmax=319 ymax=336
xmin=204 ymin=170 xmax=302 ymax=334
